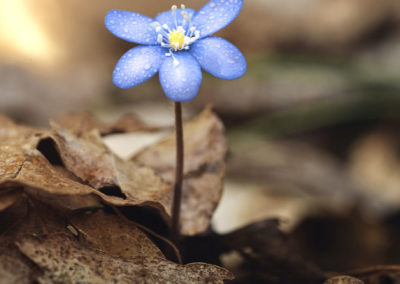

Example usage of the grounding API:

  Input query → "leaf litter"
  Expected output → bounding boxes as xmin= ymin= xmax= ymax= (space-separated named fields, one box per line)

xmin=3 ymin=109 xmax=400 ymax=283
xmin=0 ymin=109 xmax=232 ymax=283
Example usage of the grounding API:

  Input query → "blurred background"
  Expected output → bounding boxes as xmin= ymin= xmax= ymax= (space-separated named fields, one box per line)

xmin=3 ymin=0 xmax=400 ymax=277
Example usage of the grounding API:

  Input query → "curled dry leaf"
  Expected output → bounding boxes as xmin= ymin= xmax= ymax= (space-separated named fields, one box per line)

xmin=0 ymin=112 xmax=233 ymax=282
xmin=0 ymin=132 xmax=101 ymax=211
xmin=45 ymin=122 xmax=171 ymax=215
xmin=45 ymin=108 xmax=226 ymax=235
xmin=133 ymin=108 xmax=228 ymax=235
xmin=0 ymin=108 xmax=226 ymax=236
xmin=0 ymin=115 xmax=165 ymax=212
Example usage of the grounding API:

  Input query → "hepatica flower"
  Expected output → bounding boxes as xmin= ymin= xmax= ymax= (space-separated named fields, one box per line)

xmin=105 ymin=0 xmax=246 ymax=102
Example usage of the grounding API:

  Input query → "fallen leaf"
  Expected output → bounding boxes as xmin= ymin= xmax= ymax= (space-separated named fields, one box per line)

xmin=0 ymin=249 xmax=32 ymax=284
xmin=0 ymin=109 xmax=227 ymax=236
xmin=69 ymin=210 xmax=165 ymax=260
xmin=44 ymin=122 xmax=171 ymax=215
xmin=133 ymin=108 xmax=227 ymax=235
xmin=0 ymin=198 xmax=233 ymax=284
xmin=18 ymin=233 xmax=233 ymax=284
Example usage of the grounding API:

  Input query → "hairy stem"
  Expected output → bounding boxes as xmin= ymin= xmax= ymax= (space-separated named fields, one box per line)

xmin=171 ymin=102 xmax=184 ymax=245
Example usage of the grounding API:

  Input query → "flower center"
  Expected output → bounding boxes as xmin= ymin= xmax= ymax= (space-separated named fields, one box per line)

xmin=168 ymin=30 xmax=185 ymax=50
xmin=152 ymin=4 xmax=201 ymax=66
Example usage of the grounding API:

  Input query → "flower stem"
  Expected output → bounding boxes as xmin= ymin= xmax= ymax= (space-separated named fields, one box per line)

xmin=171 ymin=102 xmax=184 ymax=245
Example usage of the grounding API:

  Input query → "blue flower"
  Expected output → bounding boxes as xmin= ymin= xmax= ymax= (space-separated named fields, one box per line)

xmin=105 ymin=0 xmax=246 ymax=102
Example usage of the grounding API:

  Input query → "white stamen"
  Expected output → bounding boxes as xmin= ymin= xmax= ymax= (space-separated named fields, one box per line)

xmin=171 ymin=5 xmax=177 ymax=14
xmin=155 ymin=4 xmax=200 ymax=57
xmin=162 ymin=24 xmax=170 ymax=31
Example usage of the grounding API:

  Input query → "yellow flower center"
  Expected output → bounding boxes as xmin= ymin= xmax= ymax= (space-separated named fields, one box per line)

xmin=168 ymin=30 xmax=185 ymax=50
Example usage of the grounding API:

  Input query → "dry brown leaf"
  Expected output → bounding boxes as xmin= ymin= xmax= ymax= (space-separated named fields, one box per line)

xmin=57 ymin=111 xmax=154 ymax=135
xmin=0 ymin=109 xmax=226 ymax=236
xmin=0 ymin=198 xmax=54 ymax=284
xmin=18 ymin=234 xmax=233 ymax=284
xmin=0 ymin=112 xmax=233 ymax=283
xmin=0 ymin=141 xmax=167 ymax=212
xmin=69 ymin=210 xmax=165 ymax=260
xmin=0 ymin=128 xmax=115 ymax=211
xmin=0 ymin=119 xmax=170 ymax=217
xmin=0 ymin=197 xmax=232 ymax=284
xmin=0 ymin=250 xmax=32 ymax=284
xmin=45 ymin=122 xmax=171 ymax=213
xmin=133 ymin=108 xmax=227 ymax=235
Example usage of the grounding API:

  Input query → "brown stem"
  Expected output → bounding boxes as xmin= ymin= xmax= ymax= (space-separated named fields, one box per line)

xmin=171 ymin=102 xmax=184 ymax=245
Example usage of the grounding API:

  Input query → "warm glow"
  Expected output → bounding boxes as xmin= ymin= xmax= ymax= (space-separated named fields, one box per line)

xmin=0 ymin=0 xmax=59 ymax=64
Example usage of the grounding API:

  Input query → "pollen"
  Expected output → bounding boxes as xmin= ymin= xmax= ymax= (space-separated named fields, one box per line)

xmin=168 ymin=30 xmax=185 ymax=50
xmin=152 ymin=4 xmax=201 ymax=63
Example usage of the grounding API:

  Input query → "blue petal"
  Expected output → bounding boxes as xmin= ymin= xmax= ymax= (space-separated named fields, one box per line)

xmin=190 ymin=36 xmax=246 ymax=80
xmin=113 ymin=46 xmax=165 ymax=89
xmin=192 ymin=0 xmax=243 ymax=38
xmin=105 ymin=10 xmax=158 ymax=45
xmin=155 ymin=8 xmax=196 ymax=30
xmin=159 ymin=53 xmax=202 ymax=102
